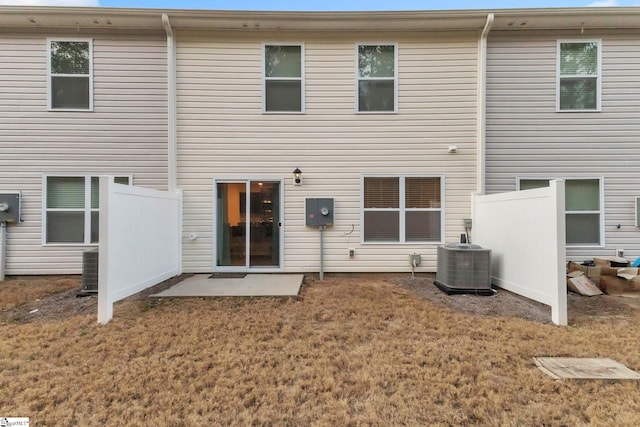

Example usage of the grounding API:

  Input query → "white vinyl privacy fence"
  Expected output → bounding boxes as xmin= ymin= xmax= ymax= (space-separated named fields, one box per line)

xmin=98 ymin=177 xmax=182 ymax=323
xmin=472 ymin=180 xmax=567 ymax=325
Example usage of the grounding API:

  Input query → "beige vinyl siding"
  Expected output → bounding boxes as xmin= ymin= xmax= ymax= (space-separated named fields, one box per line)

xmin=177 ymin=31 xmax=478 ymax=273
xmin=0 ymin=33 xmax=167 ymax=274
xmin=486 ymin=30 xmax=640 ymax=261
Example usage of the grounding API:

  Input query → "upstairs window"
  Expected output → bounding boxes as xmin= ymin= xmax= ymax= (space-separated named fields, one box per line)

xmin=557 ymin=40 xmax=600 ymax=111
xmin=357 ymin=44 xmax=397 ymax=112
xmin=362 ymin=176 xmax=442 ymax=243
xmin=48 ymin=39 xmax=93 ymax=111
xmin=44 ymin=175 xmax=130 ymax=244
xmin=264 ymin=44 xmax=304 ymax=113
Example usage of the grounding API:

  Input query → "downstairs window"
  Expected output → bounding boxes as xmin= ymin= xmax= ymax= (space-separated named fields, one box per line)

xmin=362 ymin=176 xmax=442 ymax=243
xmin=44 ymin=175 xmax=130 ymax=244
xmin=519 ymin=178 xmax=603 ymax=246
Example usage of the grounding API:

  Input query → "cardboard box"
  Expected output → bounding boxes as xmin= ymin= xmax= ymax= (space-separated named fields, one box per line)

xmin=597 ymin=267 xmax=640 ymax=297
xmin=569 ymin=260 xmax=640 ymax=297
xmin=566 ymin=271 xmax=603 ymax=296
xmin=615 ymin=267 xmax=639 ymax=280
xmin=599 ymin=265 xmax=617 ymax=277
xmin=599 ymin=276 xmax=640 ymax=295
xmin=567 ymin=261 xmax=601 ymax=279
xmin=593 ymin=256 xmax=630 ymax=267
xmin=599 ymin=265 xmax=638 ymax=278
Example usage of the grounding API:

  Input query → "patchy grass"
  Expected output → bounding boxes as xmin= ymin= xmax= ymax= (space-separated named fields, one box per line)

xmin=1 ymin=275 xmax=640 ymax=425
xmin=0 ymin=276 xmax=80 ymax=311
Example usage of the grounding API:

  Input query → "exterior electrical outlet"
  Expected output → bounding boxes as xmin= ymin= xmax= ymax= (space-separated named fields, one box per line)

xmin=348 ymin=248 xmax=355 ymax=258
xmin=410 ymin=254 xmax=421 ymax=266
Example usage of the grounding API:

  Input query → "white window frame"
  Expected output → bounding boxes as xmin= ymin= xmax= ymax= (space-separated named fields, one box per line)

xmin=262 ymin=43 xmax=305 ymax=114
xmin=360 ymin=174 xmax=444 ymax=244
xmin=517 ymin=176 xmax=605 ymax=247
xmin=556 ymin=39 xmax=601 ymax=112
xmin=355 ymin=43 xmax=398 ymax=114
xmin=42 ymin=174 xmax=132 ymax=246
xmin=47 ymin=38 xmax=94 ymax=111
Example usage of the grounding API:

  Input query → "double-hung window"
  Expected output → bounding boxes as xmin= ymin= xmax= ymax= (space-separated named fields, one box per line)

xmin=48 ymin=39 xmax=93 ymax=111
xmin=362 ymin=176 xmax=442 ymax=243
xmin=357 ymin=44 xmax=397 ymax=112
xmin=557 ymin=40 xmax=600 ymax=111
xmin=44 ymin=175 xmax=130 ymax=244
xmin=264 ymin=44 xmax=304 ymax=113
xmin=519 ymin=178 xmax=603 ymax=246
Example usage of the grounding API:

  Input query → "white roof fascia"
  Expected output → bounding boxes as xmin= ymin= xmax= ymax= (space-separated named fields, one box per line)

xmin=2 ymin=6 xmax=640 ymax=32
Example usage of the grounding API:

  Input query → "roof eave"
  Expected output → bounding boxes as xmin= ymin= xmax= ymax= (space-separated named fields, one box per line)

xmin=0 ymin=6 xmax=490 ymax=32
xmin=2 ymin=6 xmax=640 ymax=32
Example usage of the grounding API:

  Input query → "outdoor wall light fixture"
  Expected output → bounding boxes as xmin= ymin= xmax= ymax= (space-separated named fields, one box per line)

xmin=293 ymin=168 xmax=302 ymax=186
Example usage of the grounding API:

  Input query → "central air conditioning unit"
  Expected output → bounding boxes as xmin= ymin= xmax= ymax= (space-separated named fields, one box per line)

xmin=81 ymin=248 xmax=99 ymax=293
xmin=434 ymin=243 xmax=494 ymax=295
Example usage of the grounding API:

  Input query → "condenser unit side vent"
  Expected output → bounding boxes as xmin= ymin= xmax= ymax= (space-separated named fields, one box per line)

xmin=434 ymin=243 xmax=494 ymax=296
xmin=82 ymin=249 xmax=99 ymax=292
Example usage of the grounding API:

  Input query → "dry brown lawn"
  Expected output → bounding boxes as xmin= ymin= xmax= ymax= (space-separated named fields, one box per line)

xmin=1 ymin=274 xmax=640 ymax=426
xmin=0 ymin=276 xmax=79 ymax=311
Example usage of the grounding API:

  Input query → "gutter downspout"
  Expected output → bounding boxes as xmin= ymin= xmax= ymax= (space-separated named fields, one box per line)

xmin=477 ymin=13 xmax=494 ymax=195
xmin=162 ymin=14 xmax=182 ymax=275
xmin=162 ymin=13 xmax=177 ymax=192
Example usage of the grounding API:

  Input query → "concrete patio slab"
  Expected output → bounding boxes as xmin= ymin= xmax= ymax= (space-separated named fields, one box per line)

xmin=151 ymin=274 xmax=304 ymax=297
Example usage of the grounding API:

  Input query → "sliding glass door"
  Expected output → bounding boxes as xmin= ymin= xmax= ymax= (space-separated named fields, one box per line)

xmin=216 ymin=180 xmax=281 ymax=269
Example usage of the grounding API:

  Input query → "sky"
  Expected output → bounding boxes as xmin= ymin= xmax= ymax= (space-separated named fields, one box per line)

xmin=0 ymin=0 xmax=638 ymax=11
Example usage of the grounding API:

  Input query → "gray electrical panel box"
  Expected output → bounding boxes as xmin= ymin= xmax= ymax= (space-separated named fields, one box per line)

xmin=306 ymin=198 xmax=334 ymax=227
xmin=0 ymin=192 xmax=21 ymax=223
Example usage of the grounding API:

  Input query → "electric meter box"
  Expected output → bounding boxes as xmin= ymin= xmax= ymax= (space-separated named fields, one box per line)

xmin=0 ymin=192 xmax=21 ymax=223
xmin=306 ymin=198 xmax=334 ymax=227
